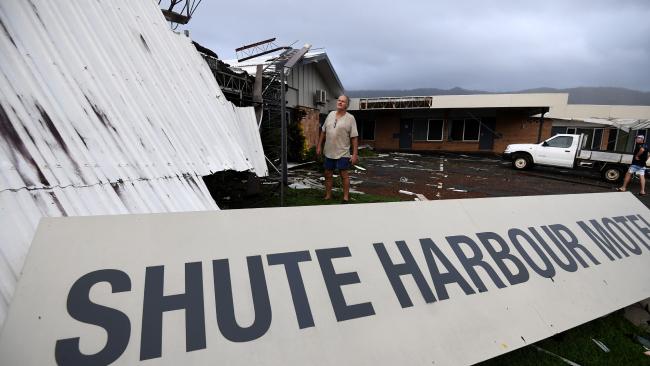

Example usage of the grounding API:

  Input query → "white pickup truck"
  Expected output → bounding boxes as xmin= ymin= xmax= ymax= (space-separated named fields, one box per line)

xmin=503 ymin=134 xmax=642 ymax=183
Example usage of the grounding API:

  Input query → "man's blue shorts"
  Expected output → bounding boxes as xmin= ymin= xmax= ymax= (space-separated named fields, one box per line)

xmin=324 ymin=157 xmax=351 ymax=171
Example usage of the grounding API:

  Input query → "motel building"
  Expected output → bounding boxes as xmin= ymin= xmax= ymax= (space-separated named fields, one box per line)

xmin=347 ymin=94 xmax=650 ymax=155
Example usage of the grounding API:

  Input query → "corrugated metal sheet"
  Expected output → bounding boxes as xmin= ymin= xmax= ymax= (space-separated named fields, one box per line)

xmin=0 ymin=0 xmax=267 ymax=325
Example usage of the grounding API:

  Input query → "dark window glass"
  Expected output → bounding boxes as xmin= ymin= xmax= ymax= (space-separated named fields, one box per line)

xmin=450 ymin=120 xmax=464 ymax=140
xmin=464 ymin=119 xmax=480 ymax=140
xmin=428 ymin=120 xmax=444 ymax=140
xmin=413 ymin=120 xmax=428 ymax=141
xmin=546 ymin=136 xmax=573 ymax=148
xmin=592 ymin=129 xmax=603 ymax=150
xmin=361 ymin=120 xmax=375 ymax=140
xmin=566 ymin=128 xmax=576 ymax=134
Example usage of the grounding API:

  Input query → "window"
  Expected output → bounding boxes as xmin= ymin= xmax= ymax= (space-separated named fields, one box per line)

xmin=413 ymin=119 xmax=444 ymax=141
xmin=413 ymin=120 xmax=428 ymax=141
xmin=566 ymin=128 xmax=576 ymax=134
xmin=427 ymin=120 xmax=444 ymax=141
xmin=449 ymin=119 xmax=480 ymax=141
xmin=464 ymin=120 xmax=480 ymax=141
xmin=450 ymin=120 xmax=464 ymax=140
xmin=545 ymin=136 xmax=573 ymax=148
xmin=358 ymin=120 xmax=375 ymax=140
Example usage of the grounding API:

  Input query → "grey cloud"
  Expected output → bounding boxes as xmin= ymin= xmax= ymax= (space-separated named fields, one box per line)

xmin=184 ymin=0 xmax=650 ymax=91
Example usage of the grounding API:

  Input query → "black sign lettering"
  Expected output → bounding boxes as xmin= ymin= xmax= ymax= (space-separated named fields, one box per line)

xmin=508 ymin=228 xmax=555 ymax=278
xmin=626 ymin=215 xmax=650 ymax=250
xmin=537 ymin=226 xmax=579 ymax=272
xmin=446 ymin=235 xmax=506 ymax=292
xmin=140 ymin=262 xmax=205 ymax=360
xmin=420 ymin=238 xmax=476 ymax=300
xmin=609 ymin=217 xmax=642 ymax=255
xmin=549 ymin=224 xmax=600 ymax=268
xmin=316 ymin=247 xmax=375 ymax=321
xmin=374 ymin=241 xmax=436 ymax=308
xmin=577 ymin=220 xmax=628 ymax=261
xmin=55 ymin=269 xmax=131 ymax=366
xmin=267 ymin=251 xmax=315 ymax=329
xmin=213 ymin=256 xmax=272 ymax=342
xmin=476 ymin=232 xmax=529 ymax=286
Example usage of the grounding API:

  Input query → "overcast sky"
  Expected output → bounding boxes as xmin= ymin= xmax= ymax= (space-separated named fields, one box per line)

xmin=181 ymin=0 xmax=650 ymax=92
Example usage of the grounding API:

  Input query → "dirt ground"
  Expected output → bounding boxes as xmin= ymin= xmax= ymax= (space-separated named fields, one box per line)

xmin=288 ymin=151 xmax=650 ymax=208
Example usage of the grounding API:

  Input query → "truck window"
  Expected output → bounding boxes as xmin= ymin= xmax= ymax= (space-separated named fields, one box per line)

xmin=546 ymin=136 xmax=573 ymax=148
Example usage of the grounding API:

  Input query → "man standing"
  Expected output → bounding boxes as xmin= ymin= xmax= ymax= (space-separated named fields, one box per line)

xmin=316 ymin=95 xmax=358 ymax=203
xmin=618 ymin=134 xmax=648 ymax=196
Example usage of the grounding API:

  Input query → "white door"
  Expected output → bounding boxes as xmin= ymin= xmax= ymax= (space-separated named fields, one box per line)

xmin=536 ymin=135 xmax=576 ymax=168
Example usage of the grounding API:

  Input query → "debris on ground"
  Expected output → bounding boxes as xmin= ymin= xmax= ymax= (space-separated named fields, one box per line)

xmin=534 ymin=346 xmax=582 ymax=366
xmin=354 ymin=165 xmax=366 ymax=171
xmin=399 ymin=190 xmax=415 ymax=195
xmin=591 ymin=338 xmax=610 ymax=352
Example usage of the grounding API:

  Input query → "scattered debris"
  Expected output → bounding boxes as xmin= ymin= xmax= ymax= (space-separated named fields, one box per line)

xmin=534 ymin=346 xmax=582 ymax=366
xmin=591 ymin=338 xmax=610 ymax=352
xmin=377 ymin=153 xmax=389 ymax=157
xmin=287 ymin=161 xmax=315 ymax=170
xmin=400 ymin=177 xmax=409 ymax=183
xmin=393 ymin=152 xmax=421 ymax=157
xmin=354 ymin=165 xmax=366 ymax=171
xmin=399 ymin=190 xmax=415 ymax=195
xmin=288 ymin=178 xmax=324 ymax=190
xmin=415 ymin=193 xmax=429 ymax=201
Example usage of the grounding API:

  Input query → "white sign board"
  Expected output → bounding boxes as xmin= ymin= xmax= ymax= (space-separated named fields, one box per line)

xmin=2 ymin=192 xmax=650 ymax=365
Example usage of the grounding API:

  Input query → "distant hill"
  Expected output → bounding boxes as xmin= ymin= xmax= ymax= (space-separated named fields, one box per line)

xmin=347 ymin=87 xmax=650 ymax=106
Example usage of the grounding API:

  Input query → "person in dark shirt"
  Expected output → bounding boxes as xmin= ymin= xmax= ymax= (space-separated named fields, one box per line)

xmin=617 ymin=135 xmax=648 ymax=195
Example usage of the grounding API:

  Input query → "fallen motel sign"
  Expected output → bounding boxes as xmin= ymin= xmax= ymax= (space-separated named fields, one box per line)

xmin=2 ymin=193 xmax=650 ymax=365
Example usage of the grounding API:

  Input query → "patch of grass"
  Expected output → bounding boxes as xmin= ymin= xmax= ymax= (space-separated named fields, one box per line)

xmin=252 ymin=188 xmax=401 ymax=208
xmin=478 ymin=311 xmax=650 ymax=366
xmin=358 ymin=147 xmax=378 ymax=157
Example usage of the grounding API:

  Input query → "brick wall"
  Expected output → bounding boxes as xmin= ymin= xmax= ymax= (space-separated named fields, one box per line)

xmin=358 ymin=109 xmax=550 ymax=153
xmin=361 ymin=111 xmax=400 ymax=150
xmin=298 ymin=107 xmax=321 ymax=148
xmin=493 ymin=111 xmax=552 ymax=152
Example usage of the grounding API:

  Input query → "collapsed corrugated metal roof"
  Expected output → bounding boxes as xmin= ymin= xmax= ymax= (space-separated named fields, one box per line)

xmin=0 ymin=0 xmax=267 ymax=325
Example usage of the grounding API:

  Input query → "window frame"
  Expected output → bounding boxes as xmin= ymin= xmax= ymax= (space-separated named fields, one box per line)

xmin=426 ymin=119 xmax=444 ymax=141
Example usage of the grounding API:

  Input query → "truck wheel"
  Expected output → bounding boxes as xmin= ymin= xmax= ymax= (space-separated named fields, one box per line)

xmin=602 ymin=167 xmax=623 ymax=183
xmin=512 ymin=155 xmax=531 ymax=170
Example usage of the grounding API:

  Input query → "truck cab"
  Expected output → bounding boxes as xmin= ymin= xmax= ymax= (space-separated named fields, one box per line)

xmin=503 ymin=134 xmax=582 ymax=169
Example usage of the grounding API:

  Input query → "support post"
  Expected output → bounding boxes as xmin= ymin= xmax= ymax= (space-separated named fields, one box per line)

xmin=537 ymin=109 xmax=546 ymax=143
xmin=280 ymin=67 xmax=287 ymax=206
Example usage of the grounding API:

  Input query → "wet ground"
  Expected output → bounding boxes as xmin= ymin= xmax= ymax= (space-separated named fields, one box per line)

xmin=288 ymin=151 xmax=650 ymax=208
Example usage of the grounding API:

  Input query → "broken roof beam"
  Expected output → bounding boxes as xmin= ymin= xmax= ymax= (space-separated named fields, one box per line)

xmin=161 ymin=9 xmax=190 ymax=24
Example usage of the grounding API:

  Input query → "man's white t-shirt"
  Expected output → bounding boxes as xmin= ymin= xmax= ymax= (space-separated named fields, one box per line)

xmin=322 ymin=111 xmax=358 ymax=159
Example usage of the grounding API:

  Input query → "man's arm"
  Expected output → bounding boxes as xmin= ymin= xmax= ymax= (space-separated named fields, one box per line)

xmin=350 ymin=137 xmax=359 ymax=165
xmin=316 ymin=130 xmax=326 ymax=156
